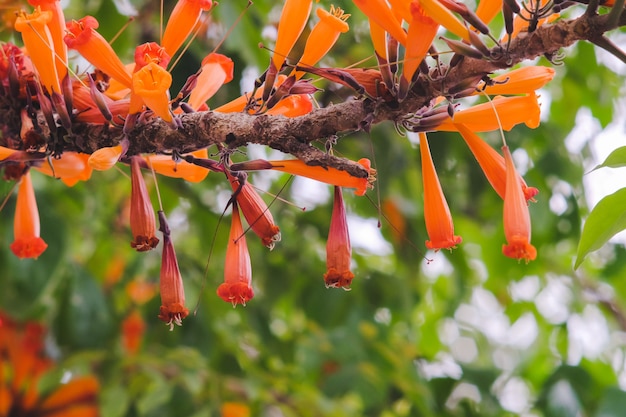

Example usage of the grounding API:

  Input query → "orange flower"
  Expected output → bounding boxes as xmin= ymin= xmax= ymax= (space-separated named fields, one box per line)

xmin=157 ymin=211 xmax=189 ymax=329
xmin=132 ymin=61 xmax=173 ymax=122
xmin=435 ymin=92 xmax=541 ymax=132
xmin=121 ymin=309 xmax=145 ymax=355
xmin=221 ymin=402 xmax=251 ymax=417
xmin=478 ymin=66 xmax=555 ymax=96
xmin=293 ymin=6 xmax=350 ymax=79
xmin=216 ymin=202 xmax=254 ymax=307
xmin=27 ymin=0 xmax=67 ymax=83
xmin=455 ymin=123 xmax=538 ymax=201
xmin=400 ymin=1 xmax=439 ymax=100
xmin=14 ymin=7 xmax=61 ymax=94
xmin=129 ymin=156 xmax=159 ymax=251
xmin=65 ymin=16 xmax=133 ymax=88
xmin=419 ymin=133 xmax=462 ymax=250
xmin=161 ymin=0 xmax=213 ymax=58
xmin=88 ymin=144 xmax=125 ymax=171
xmin=324 ymin=186 xmax=354 ymax=289
xmin=418 ymin=0 xmax=470 ymax=41
xmin=146 ymin=149 xmax=209 ymax=182
xmin=10 ymin=171 xmax=48 ymax=259
xmin=135 ymin=42 xmax=170 ymax=70
xmin=475 ymin=0 xmax=502 ymax=25
xmin=228 ymin=171 xmax=281 ymax=249
xmin=265 ymin=94 xmax=313 ymax=117
xmin=502 ymin=146 xmax=536 ymax=262
xmin=35 ymin=152 xmax=92 ymax=186
xmin=0 ymin=312 xmax=99 ymax=417
xmin=353 ymin=0 xmax=407 ymax=46
xmin=272 ymin=0 xmax=313 ymax=72
xmin=233 ymin=158 xmax=374 ymax=196
xmin=187 ymin=53 xmax=234 ymax=111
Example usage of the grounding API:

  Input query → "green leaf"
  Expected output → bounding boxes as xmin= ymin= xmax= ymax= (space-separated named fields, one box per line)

xmin=595 ymin=387 xmax=626 ymax=417
xmin=575 ymin=188 xmax=626 ymax=268
xmin=590 ymin=146 xmax=626 ymax=172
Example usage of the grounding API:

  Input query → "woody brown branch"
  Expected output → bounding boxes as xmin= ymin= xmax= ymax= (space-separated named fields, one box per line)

xmin=13 ymin=11 xmax=619 ymax=179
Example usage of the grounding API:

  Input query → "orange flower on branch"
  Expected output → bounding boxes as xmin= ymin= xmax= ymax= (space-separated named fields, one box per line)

xmin=417 ymin=0 xmax=470 ymax=42
xmin=353 ymin=0 xmax=407 ymax=46
xmin=14 ymin=7 xmax=61 ymax=94
xmin=230 ymin=158 xmax=375 ymax=196
xmin=129 ymin=156 xmax=159 ymax=252
xmin=157 ymin=211 xmax=189 ymax=329
xmin=419 ymin=133 xmax=462 ymax=251
xmin=324 ymin=186 xmax=354 ymax=289
xmin=293 ymin=6 xmax=350 ymax=79
xmin=10 ymin=171 xmax=48 ymax=259
xmin=65 ymin=16 xmax=132 ymax=88
xmin=217 ymin=202 xmax=254 ymax=307
xmin=161 ymin=0 xmax=213 ymax=58
xmin=27 ymin=0 xmax=67 ymax=83
xmin=477 ymin=66 xmax=556 ymax=96
xmin=132 ymin=62 xmax=174 ymax=123
xmin=502 ymin=146 xmax=537 ymax=262
xmin=228 ymin=171 xmax=281 ymax=249
xmin=187 ymin=53 xmax=234 ymax=111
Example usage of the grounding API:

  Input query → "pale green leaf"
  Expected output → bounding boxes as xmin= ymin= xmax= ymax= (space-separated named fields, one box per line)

xmin=590 ymin=146 xmax=626 ymax=172
xmin=575 ymin=188 xmax=626 ymax=268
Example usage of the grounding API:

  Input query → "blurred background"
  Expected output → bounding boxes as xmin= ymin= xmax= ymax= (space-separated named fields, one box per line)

xmin=3 ymin=0 xmax=626 ymax=415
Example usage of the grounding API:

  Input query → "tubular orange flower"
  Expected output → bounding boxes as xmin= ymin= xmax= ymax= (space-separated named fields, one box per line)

xmin=129 ymin=156 xmax=159 ymax=252
xmin=418 ymin=0 xmax=470 ymax=42
xmin=65 ymin=16 xmax=132 ymax=88
xmin=388 ymin=0 xmax=412 ymax=23
xmin=135 ymin=42 xmax=171 ymax=70
xmin=27 ymin=0 xmax=67 ymax=83
xmin=132 ymin=61 xmax=173 ymax=122
xmin=353 ymin=0 xmax=407 ymax=46
xmin=266 ymin=94 xmax=313 ymax=117
xmin=237 ymin=158 xmax=375 ymax=196
xmin=419 ymin=133 xmax=462 ymax=250
xmin=436 ymin=92 xmax=541 ymax=132
xmin=217 ymin=202 xmax=254 ymax=307
xmin=161 ymin=0 xmax=213 ymax=58
xmin=293 ymin=6 xmax=350 ymax=79
xmin=35 ymin=152 xmax=92 ymax=186
xmin=455 ymin=123 xmax=538 ymax=201
xmin=502 ymin=146 xmax=537 ymax=262
xmin=475 ymin=0 xmax=503 ymax=25
xmin=121 ymin=310 xmax=146 ymax=355
xmin=477 ymin=66 xmax=556 ymax=95
xmin=14 ymin=7 xmax=61 ymax=94
xmin=10 ymin=171 xmax=48 ymax=259
xmin=400 ymin=1 xmax=439 ymax=99
xmin=188 ymin=53 xmax=234 ymax=111
xmin=221 ymin=402 xmax=251 ymax=417
xmin=228 ymin=171 xmax=281 ymax=249
xmin=157 ymin=211 xmax=189 ymax=329
xmin=38 ymin=376 xmax=99 ymax=416
xmin=272 ymin=0 xmax=313 ymax=71
xmin=146 ymin=149 xmax=209 ymax=182
xmin=324 ymin=186 xmax=354 ymax=289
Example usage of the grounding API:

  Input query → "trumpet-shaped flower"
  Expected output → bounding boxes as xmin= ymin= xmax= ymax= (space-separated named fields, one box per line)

xmin=455 ymin=123 xmax=538 ymax=201
xmin=10 ymin=171 xmax=48 ymax=259
xmin=400 ymin=1 xmax=439 ymax=100
xmin=15 ymin=7 xmax=61 ymax=94
xmin=419 ymin=133 xmax=462 ymax=250
xmin=217 ymin=202 xmax=254 ymax=307
xmin=436 ymin=93 xmax=541 ymax=132
xmin=293 ymin=6 xmax=350 ymax=79
xmin=475 ymin=0 xmax=502 ymax=25
xmin=231 ymin=158 xmax=374 ymax=196
xmin=65 ymin=16 xmax=132 ymax=88
xmin=324 ymin=186 xmax=354 ymax=289
xmin=27 ymin=0 xmax=67 ymax=82
xmin=36 ymin=152 xmax=92 ymax=187
xmin=418 ymin=0 xmax=470 ymax=42
xmin=88 ymin=144 xmax=125 ymax=171
xmin=228 ymin=171 xmax=281 ymax=249
xmin=132 ymin=61 xmax=173 ymax=122
xmin=187 ymin=53 xmax=234 ymax=111
xmin=146 ymin=149 xmax=210 ymax=182
xmin=157 ymin=211 xmax=189 ymax=329
xmin=502 ymin=146 xmax=537 ymax=262
xmin=161 ymin=0 xmax=213 ymax=58
xmin=353 ymin=0 xmax=407 ymax=46
xmin=121 ymin=309 xmax=145 ymax=355
xmin=129 ymin=156 xmax=159 ymax=251
xmin=272 ymin=0 xmax=313 ymax=72
xmin=135 ymin=42 xmax=171 ymax=70
xmin=478 ymin=66 xmax=555 ymax=96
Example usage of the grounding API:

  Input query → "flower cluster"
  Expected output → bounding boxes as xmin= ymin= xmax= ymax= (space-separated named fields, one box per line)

xmin=0 ymin=311 xmax=100 ymax=416
xmin=0 ymin=0 xmax=567 ymax=326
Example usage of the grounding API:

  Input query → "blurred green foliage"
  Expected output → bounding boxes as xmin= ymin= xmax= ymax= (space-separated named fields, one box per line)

xmin=3 ymin=0 xmax=626 ymax=416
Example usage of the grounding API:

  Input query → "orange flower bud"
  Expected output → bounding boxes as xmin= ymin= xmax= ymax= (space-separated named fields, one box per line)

xmin=129 ymin=156 xmax=159 ymax=251
xmin=162 ymin=0 xmax=213 ymax=58
xmin=324 ymin=186 xmax=354 ymax=289
xmin=10 ymin=171 xmax=48 ymax=259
